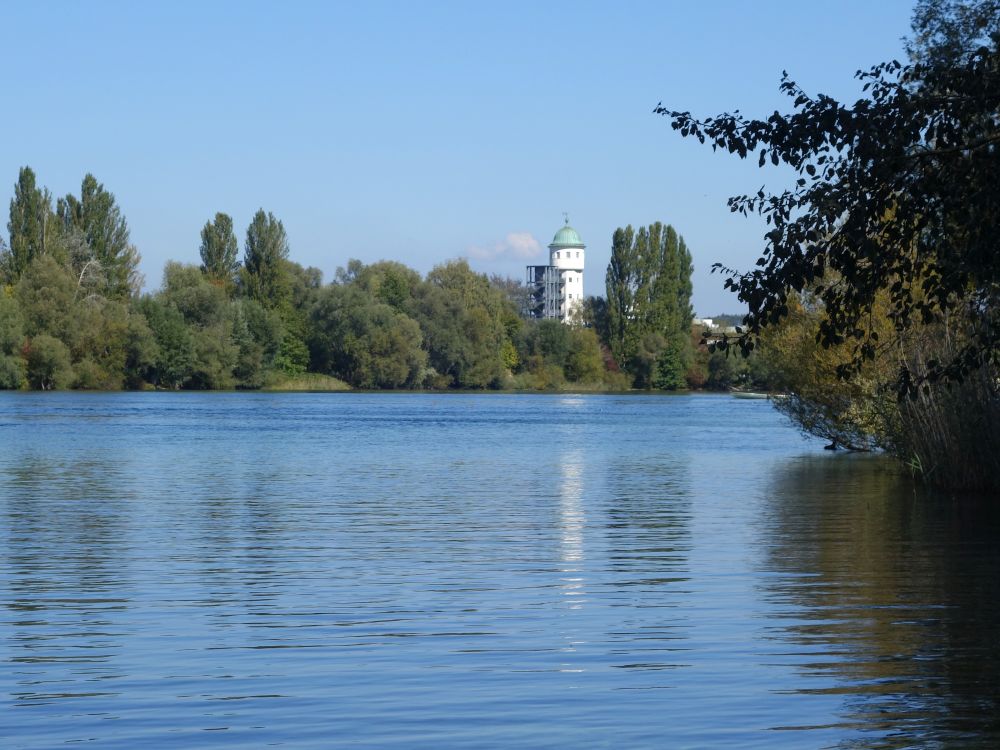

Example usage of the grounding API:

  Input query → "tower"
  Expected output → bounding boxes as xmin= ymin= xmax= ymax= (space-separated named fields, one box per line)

xmin=526 ymin=217 xmax=586 ymax=323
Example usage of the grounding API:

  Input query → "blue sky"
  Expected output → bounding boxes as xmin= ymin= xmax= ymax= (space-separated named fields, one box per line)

xmin=2 ymin=1 xmax=915 ymax=315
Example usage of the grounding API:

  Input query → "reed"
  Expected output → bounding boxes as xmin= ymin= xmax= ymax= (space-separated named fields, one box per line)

xmin=889 ymin=364 xmax=1000 ymax=491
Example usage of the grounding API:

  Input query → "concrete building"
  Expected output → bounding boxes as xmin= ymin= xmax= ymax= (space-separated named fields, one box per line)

xmin=525 ymin=218 xmax=586 ymax=323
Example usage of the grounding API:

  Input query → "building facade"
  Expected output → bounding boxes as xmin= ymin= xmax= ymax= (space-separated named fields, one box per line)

xmin=525 ymin=219 xmax=586 ymax=323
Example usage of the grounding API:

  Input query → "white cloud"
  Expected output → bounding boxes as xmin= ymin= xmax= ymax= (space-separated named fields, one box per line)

xmin=466 ymin=232 xmax=542 ymax=262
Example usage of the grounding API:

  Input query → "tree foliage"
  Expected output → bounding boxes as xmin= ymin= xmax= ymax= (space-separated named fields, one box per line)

xmin=16 ymin=255 xmax=77 ymax=338
xmin=604 ymin=222 xmax=694 ymax=388
xmin=355 ymin=261 xmax=422 ymax=312
xmin=243 ymin=209 xmax=291 ymax=309
xmin=57 ymin=174 xmax=141 ymax=299
xmin=199 ymin=212 xmax=240 ymax=288
xmin=0 ymin=168 xmax=626 ymax=392
xmin=5 ymin=167 xmax=55 ymax=281
xmin=309 ymin=284 xmax=426 ymax=388
xmin=24 ymin=334 xmax=73 ymax=390
xmin=0 ymin=291 xmax=25 ymax=388
xmin=758 ymin=293 xmax=889 ymax=450
xmin=605 ymin=226 xmax=635 ymax=369
xmin=907 ymin=0 xmax=1000 ymax=67
xmin=411 ymin=259 xmax=510 ymax=388
xmin=138 ymin=297 xmax=194 ymax=390
xmin=757 ymin=284 xmax=999 ymax=489
xmin=656 ymin=2 xmax=1000 ymax=488
xmin=657 ymin=13 xmax=1000 ymax=394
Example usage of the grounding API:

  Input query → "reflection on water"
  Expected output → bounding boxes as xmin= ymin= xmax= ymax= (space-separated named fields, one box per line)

xmin=760 ymin=455 xmax=1000 ymax=748
xmin=4 ymin=454 xmax=134 ymax=707
xmin=559 ymin=449 xmax=585 ymax=568
xmin=558 ymin=448 xmax=585 ymax=600
xmin=0 ymin=393 xmax=997 ymax=748
xmin=606 ymin=455 xmax=691 ymax=585
xmin=556 ymin=448 xmax=587 ymax=675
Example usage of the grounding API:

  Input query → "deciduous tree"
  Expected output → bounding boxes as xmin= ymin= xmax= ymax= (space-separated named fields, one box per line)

xmin=604 ymin=222 xmax=694 ymax=387
xmin=57 ymin=174 xmax=141 ymax=299
xmin=309 ymin=284 xmax=426 ymax=388
xmin=5 ymin=167 xmax=56 ymax=281
xmin=24 ymin=334 xmax=73 ymax=390
xmin=0 ymin=291 xmax=25 ymax=388
xmin=658 ymin=9 xmax=1000 ymax=394
xmin=412 ymin=260 xmax=510 ymax=388
xmin=242 ymin=209 xmax=290 ymax=310
xmin=199 ymin=212 xmax=240 ymax=288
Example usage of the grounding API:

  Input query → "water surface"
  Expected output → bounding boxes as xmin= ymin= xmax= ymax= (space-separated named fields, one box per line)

xmin=1 ymin=393 xmax=997 ymax=748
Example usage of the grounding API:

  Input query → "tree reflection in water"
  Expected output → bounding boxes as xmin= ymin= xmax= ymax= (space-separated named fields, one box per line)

xmin=2 ymin=453 xmax=134 ymax=705
xmin=759 ymin=455 xmax=1000 ymax=748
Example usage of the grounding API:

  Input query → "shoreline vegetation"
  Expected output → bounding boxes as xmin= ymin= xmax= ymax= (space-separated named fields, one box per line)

xmin=2 ymin=167 xmax=775 ymax=398
xmin=262 ymin=373 xmax=351 ymax=392
xmin=5 ymin=2 xmax=996 ymax=491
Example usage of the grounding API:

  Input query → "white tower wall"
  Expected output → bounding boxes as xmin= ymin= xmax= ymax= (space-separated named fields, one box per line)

xmin=562 ymin=269 xmax=584 ymax=322
xmin=548 ymin=234 xmax=585 ymax=323
xmin=550 ymin=246 xmax=585 ymax=271
xmin=529 ymin=219 xmax=587 ymax=323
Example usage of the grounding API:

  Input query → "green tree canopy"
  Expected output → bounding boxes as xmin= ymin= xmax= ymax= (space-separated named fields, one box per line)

xmin=604 ymin=222 xmax=694 ymax=388
xmin=199 ymin=212 xmax=240 ymax=288
xmin=57 ymin=174 xmax=140 ymax=299
xmin=411 ymin=260 xmax=511 ymax=388
xmin=605 ymin=225 xmax=636 ymax=369
xmin=161 ymin=261 xmax=231 ymax=329
xmin=564 ymin=327 xmax=605 ymax=383
xmin=5 ymin=167 xmax=56 ymax=281
xmin=0 ymin=291 xmax=25 ymax=389
xmin=354 ymin=260 xmax=422 ymax=312
xmin=157 ymin=262 xmax=239 ymax=389
xmin=243 ymin=209 xmax=290 ymax=310
xmin=522 ymin=319 xmax=572 ymax=368
xmin=24 ymin=334 xmax=73 ymax=390
xmin=137 ymin=297 xmax=194 ymax=390
xmin=309 ymin=284 xmax=426 ymax=389
xmin=16 ymin=255 xmax=77 ymax=338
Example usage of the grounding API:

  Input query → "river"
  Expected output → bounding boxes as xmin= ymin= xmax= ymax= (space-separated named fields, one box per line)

xmin=1 ymin=392 xmax=997 ymax=748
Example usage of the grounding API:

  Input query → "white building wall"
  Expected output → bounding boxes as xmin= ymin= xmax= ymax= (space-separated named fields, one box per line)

xmin=559 ymin=268 xmax=584 ymax=322
xmin=550 ymin=246 xmax=585 ymax=271
xmin=549 ymin=246 xmax=585 ymax=323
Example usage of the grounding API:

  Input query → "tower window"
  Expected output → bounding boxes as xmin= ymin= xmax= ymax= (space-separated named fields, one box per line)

xmin=555 ymin=252 xmax=560 ymax=259
xmin=576 ymin=252 xmax=580 ymax=258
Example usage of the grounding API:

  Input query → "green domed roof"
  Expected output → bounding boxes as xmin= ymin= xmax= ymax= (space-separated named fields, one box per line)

xmin=550 ymin=222 xmax=585 ymax=248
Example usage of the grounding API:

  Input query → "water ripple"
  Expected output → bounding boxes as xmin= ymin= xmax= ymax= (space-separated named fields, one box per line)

xmin=0 ymin=393 xmax=997 ymax=748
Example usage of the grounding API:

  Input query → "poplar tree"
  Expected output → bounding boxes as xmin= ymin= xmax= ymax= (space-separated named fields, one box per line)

xmin=605 ymin=225 xmax=636 ymax=368
xmin=57 ymin=174 xmax=140 ymax=299
xmin=604 ymin=222 xmax=694 ymax=388
xmin=199 ymin=212 xmax=240 ymax=288
xmin=242 ymin=209 xmax=290 ymax=310
xmin=5 ymin=167 xmax=55 ymax=281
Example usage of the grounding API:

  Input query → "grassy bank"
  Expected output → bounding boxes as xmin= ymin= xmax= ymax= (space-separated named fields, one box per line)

xmin=262 ymin=373 xmax=351 ymax=392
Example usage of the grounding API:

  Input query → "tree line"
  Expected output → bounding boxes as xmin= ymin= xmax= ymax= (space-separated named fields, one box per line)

xmin=1 ymin=168 xmax=712 ymax=393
